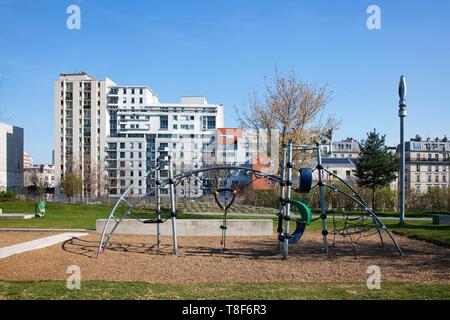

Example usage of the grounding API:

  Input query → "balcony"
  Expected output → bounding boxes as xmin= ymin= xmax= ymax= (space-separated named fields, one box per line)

xmin=407 ymin=157 xmax=449 ymax=163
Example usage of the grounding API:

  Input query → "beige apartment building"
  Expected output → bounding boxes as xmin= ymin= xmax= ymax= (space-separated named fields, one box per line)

xmin=404 ymin=135 xmax=450 ymax=193
xmin=54 ymin=72 xmax=110 ymax=197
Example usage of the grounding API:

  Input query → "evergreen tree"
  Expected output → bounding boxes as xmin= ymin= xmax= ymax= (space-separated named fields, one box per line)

xmin=354 ymin=130 xmax=399 ymax=211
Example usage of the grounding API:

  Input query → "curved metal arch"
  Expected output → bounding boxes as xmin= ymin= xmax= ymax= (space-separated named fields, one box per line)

xmin=323 ymin=183 xmax=404 ymax=256
xmin=321 ymin=167 xmax=368 ymax=208
xmin=170 ymin=166 xmax=282 ymax=184
xmin=96 ymin=166 xmax=159 ymax=259
xmin=97 ymin=165 xmax=281 ymax=260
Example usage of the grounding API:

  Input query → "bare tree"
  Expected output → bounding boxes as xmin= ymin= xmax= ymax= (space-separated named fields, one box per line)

xmin=235 ymin=67 xmax=340 ymax=167
xmin=30 ymin=170 xmax=48 ymax=199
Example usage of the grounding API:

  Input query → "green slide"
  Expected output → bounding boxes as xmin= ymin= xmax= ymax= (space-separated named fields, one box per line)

xmin=287 ymin=199 xmax=312 ymax=225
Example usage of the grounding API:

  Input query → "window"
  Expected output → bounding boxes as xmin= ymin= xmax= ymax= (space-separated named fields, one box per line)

xmin=416 ymin=164 xmax=420 ymax=172
xmin=120 ymin=152 xmax=125 ymax=158
xmin=435 ymin=175 xmax=439 ymax=183
xmin=173 ymin=115 xmax=178 ymax=121
xmin=345 ymin=170 xmax=351 ymax=179
xmin=160 ymin=115 xmax=168 ymax=129
xmin=202 ymin=116 xmax=216 ymax=130
xmin=123 ymin=88 xmax=127 ymax=94
xmin=173 ymin=124 xmax=178 ymax=129
xmin=139 ymin=88 xmax=143 ymax=94
xmin=131 ymin=88 xmax=135 ymax=94
xmin=139 ymin=98 xmax=143 ymax=104
xmin=120 ymin=143 xmax=125 ymax=149
xmin=131 ymin=98 xmax=135 ymax=104
xmin=416 ymin=175 xmax=420 ymax=182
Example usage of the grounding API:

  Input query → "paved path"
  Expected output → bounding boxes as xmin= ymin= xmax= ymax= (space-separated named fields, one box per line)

xmin=0 ymin=232 xmax=89 ymax=259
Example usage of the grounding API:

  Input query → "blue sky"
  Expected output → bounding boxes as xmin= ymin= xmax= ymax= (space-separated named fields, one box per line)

xmin=0 ymin=0 xmax=449 ymax=164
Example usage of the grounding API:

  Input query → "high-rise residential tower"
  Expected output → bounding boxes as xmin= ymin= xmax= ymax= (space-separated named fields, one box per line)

xmin=55 ymin=72 xmax=224 ymax=198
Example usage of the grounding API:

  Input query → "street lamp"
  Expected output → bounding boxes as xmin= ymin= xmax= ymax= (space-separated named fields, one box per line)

xmin=398 ymin=76 xmax=407 ymax=225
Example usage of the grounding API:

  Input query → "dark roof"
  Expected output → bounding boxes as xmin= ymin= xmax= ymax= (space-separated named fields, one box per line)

xmin=322 ymin=158 xmax=357 ymax=165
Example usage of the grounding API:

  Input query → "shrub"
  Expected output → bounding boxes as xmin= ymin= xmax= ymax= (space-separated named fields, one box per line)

xmin=0 ymin=191 xmax=17 ymax=201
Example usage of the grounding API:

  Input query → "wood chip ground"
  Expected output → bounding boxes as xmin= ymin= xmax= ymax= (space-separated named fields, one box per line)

xmin=0 ymin=231 xmax=448 ymax=284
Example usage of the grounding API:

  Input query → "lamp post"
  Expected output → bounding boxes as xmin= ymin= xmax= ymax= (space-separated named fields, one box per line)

xmin=398 ymin=76 xmax=407 ymax=225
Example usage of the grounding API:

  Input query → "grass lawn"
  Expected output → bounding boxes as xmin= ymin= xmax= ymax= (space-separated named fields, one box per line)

xmin=0 ymin=200 xmax=276 ymax=229
xmin=0 ymin=281 xmax=448 ymax=300
xmin=385 ymin=221 xmax=450 ymax=247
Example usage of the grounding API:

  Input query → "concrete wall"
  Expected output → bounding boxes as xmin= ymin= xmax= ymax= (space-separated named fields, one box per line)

xmin=96 ymin=219 xmax=274 ymax=236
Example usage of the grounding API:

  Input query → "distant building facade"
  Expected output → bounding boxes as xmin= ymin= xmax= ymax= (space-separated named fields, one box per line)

xmin=215 ymin=128 xmax=278 ymax=190
xmin=24 ymin=164 xmax=55 ymax=189
xmin=401 ymin=135 xmax=450 ymax=193
xmin=0 ymin=123 xmax=24 ymax=192
xmin=23 ymin=152 xmax=32 ymax=168
xmin=319 ymin=137 xmax=360 ymax=182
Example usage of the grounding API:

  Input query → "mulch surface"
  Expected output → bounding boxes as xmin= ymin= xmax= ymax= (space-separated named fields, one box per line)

xmin=0 ymin=231 xmax=449 ymax=284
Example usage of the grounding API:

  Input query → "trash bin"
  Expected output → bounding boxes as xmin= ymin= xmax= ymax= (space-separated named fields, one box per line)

xmin=35 ymin=200 xmax=46 ymax=218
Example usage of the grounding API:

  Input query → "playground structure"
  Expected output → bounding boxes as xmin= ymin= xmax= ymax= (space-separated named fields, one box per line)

xmin=97 ymin=141 xmax=404 ymax=260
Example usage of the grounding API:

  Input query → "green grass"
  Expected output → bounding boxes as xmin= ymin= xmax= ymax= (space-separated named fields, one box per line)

xmin=0 ymin=201 xmax=113 ymax=229
xmin=385 ymin=221 xmax=450 ymax=247
xmin=0 ymin=281 xmax=448 ymax=300
xmin=0 ymin=201 xmax=277 ymax=229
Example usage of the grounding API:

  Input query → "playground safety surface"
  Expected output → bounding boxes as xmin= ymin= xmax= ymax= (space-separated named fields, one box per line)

xmin=0 ymin=231 xmax=449 ymax=284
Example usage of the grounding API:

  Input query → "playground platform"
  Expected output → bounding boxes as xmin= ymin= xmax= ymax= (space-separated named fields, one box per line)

xmin=96 ymin=219 xmax=273 ymax=236
xmin=0 ymin=209 xmax=34 ymax=220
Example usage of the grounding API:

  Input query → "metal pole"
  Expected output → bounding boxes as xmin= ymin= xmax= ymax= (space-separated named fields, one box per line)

xmin=283 ymin=141 xmax=293 ymax=259
xmin=168 ymin=155 xmax=178 ymax=255
xmin=277 ymin=145 xmax=287 ymax=251
xmin=398 ymin=76 xmax=407 ymax=225
xmin=156 ymin=157 xmax=161 ymax=248
xmin=316 ymin=143 xmax=329 ymax=254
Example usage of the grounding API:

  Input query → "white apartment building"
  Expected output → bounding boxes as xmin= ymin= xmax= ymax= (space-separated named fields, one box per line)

xmin=55 ymin=72 xmax=224 ymax=198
